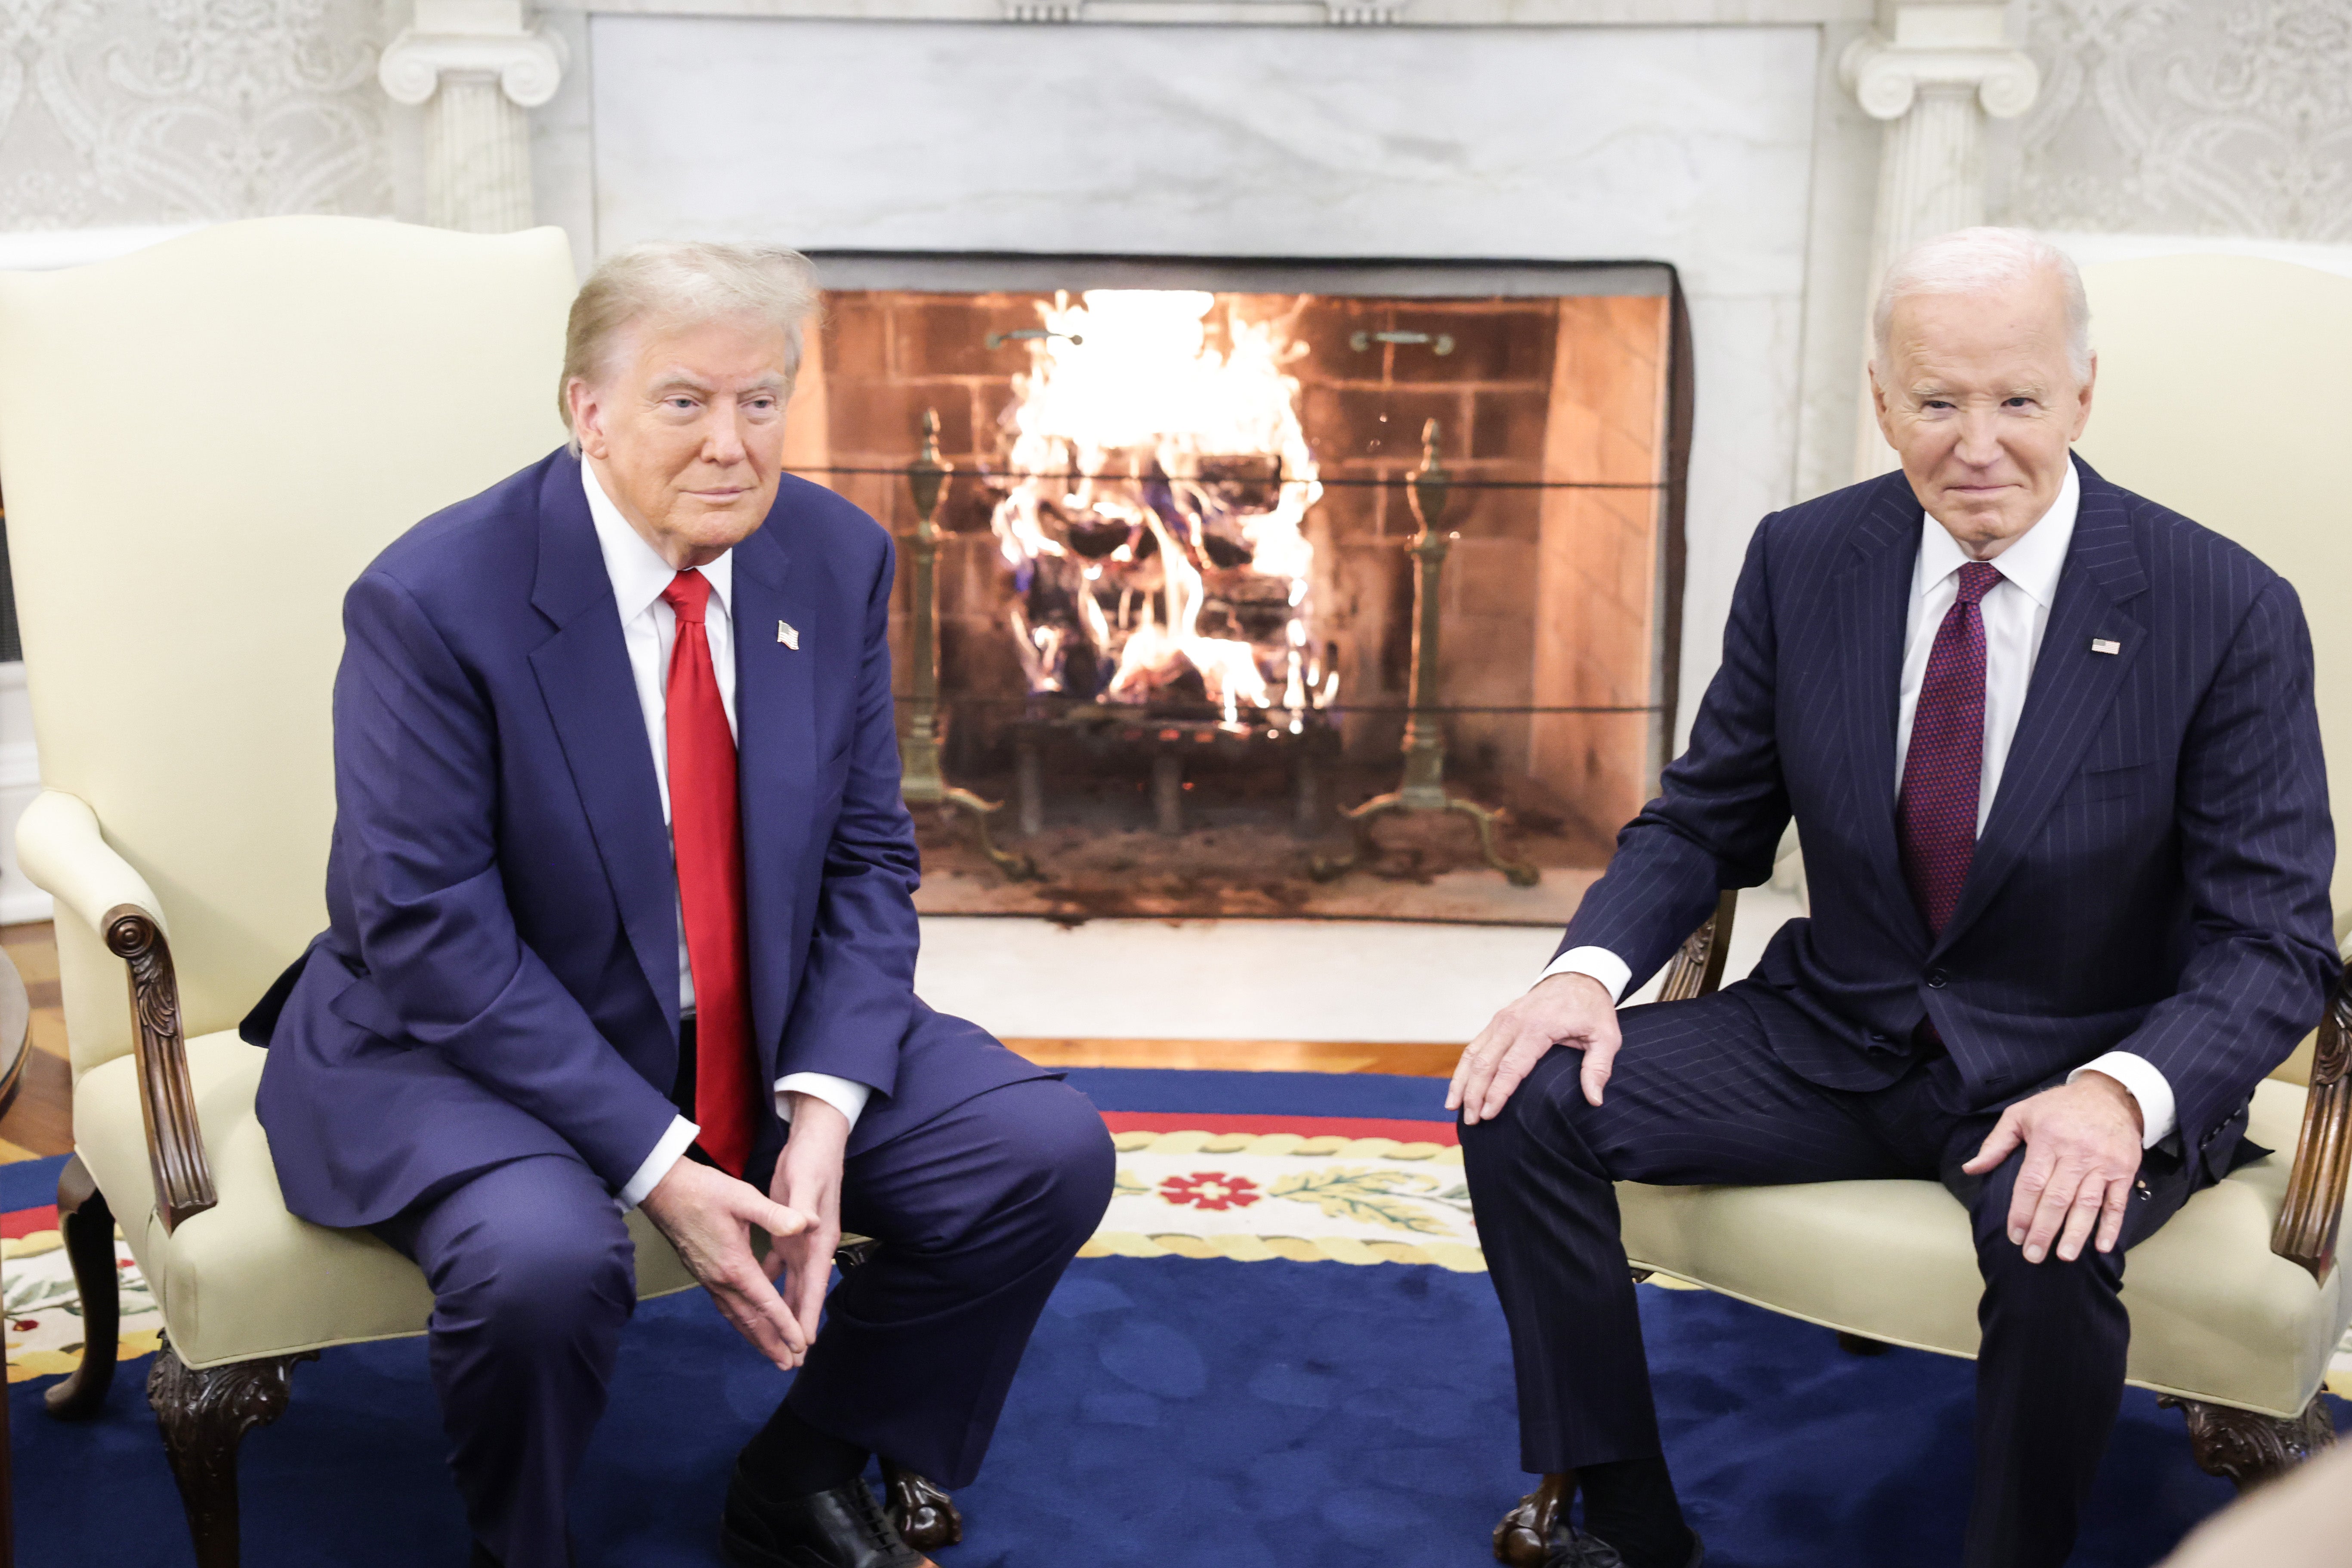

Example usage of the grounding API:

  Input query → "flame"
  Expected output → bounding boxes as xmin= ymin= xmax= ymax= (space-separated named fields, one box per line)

xmin=990 ymin=290 xmax=1326 ymax=713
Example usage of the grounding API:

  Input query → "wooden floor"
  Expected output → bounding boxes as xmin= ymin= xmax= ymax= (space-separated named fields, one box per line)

xmin=0 ymin=923 xmax=1456 ymax=1170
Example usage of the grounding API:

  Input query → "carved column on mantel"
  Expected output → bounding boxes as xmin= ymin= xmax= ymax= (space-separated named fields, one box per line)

xmin=380 ymin=0 xmax=568 ymax=233
xmin=1840 ymin=0 xmax=2037 ymax=475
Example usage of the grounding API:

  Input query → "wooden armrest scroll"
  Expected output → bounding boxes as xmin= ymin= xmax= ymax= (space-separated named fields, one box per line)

xmin=1656 ymin=891 xmax=1739 ymax=1005
xmin=2273 ymin=963 xmax=2352 ymax=1283
xmin=103 ymin=904 xmax=216 ymax=1234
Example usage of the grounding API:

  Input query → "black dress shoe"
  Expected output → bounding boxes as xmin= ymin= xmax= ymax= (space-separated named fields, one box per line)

xmin=1544 ymin=1528 xmax=1705 ymax=1568
xmin=720 ymin=1467 xmax=932 ymax=1568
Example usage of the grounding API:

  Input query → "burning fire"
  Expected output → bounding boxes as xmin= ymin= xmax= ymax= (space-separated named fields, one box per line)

xmin=990 ymin=290 xmax=1333 ymax=724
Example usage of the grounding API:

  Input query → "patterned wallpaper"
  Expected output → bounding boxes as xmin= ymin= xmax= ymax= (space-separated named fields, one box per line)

xmin=0 ymin=0 xmax=2343 ymax=241
xmin=2000 ymin=0 xmax=2352 ymax=241
xmin=0 ymin=0 xmax=389 ymax=230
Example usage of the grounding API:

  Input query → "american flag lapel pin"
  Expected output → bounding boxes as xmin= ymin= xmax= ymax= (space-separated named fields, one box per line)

xmin=778 ymin=620 xmax=800 ymax=651
xmin=2091 ymin=638 xmax=2121 ymax=655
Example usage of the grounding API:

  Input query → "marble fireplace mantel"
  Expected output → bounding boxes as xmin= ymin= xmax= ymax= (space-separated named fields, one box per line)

xmin=546 ymin=0 xmax=1872 ymax=25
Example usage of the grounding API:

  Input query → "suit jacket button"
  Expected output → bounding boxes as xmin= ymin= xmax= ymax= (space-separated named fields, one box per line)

xmin=1926 ymin=969 xmax=1948 ymax=989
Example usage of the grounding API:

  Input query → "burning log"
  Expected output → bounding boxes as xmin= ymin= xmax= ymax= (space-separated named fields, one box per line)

xmin=988 ymin=290 xmax=1331 ymax=729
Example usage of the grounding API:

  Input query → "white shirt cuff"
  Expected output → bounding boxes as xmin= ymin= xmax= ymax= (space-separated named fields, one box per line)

xmin=2069 ymin=1052 xmax=2176 ymax=1149
xmin=1539 ymin=946 xmax=1632 ymax=1005
xmin=617 ymin=1114 xmax=701 ymax=1211
xmin=775 ymin=1072 xmax=871 ymax=1132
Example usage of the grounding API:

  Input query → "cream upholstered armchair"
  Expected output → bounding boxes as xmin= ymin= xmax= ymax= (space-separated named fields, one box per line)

xmin=1494 ymin=254 xmax=2352 ymax=1562
xmin=0 ymin=219 xmax=706 ymax=1565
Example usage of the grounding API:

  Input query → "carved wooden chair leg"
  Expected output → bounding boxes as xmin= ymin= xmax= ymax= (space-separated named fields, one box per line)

xmin=2160 ymin=1393 xmax=2335 ymax=1491
xmin=1493 ymin=1472 xmax=1573 ymax=1566
xmin=880 ymin=1461 xmax=963 ymax=1551
xmin=147 ymin=1338 xmax=316 ymax=1568
xmin=1835 ymin=1332 xmax=1892 ymax=1357
xmin=43 ymin=1155 xmax=120 ymax=1421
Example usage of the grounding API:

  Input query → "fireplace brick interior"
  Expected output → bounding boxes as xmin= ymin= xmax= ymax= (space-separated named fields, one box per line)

xmin=785 ymin=278 xmax=1677 ymax=865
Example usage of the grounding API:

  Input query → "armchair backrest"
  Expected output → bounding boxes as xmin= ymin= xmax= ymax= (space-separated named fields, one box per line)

xmin=2074 ymin=254 xmax=2352 ymax=932
xmin=0 ymin=218 xmax=576 ymax=1075
xmin=2073 ymin=254 xmax=2352 ymax=1091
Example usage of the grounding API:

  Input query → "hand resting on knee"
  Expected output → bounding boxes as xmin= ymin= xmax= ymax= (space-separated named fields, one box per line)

xmin=1450 ymin=972 xmax=1621 ymax=1126
xmin=1961 ymin=1071 xmax=2146 ymax=1265
xmin=641 ymin=1159 xmax=816 ymax=1371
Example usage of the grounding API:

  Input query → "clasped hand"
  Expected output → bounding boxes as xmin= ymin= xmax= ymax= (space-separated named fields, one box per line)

xmin=1448 ymin=973 xmax=2146 ymax=1265
xmin=639 ymin=1094 xmax=852 ymax=1371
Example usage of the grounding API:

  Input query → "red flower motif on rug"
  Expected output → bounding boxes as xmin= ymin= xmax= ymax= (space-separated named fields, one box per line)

xmin=1157 ymin=1172 xmax=1261 ymax=1211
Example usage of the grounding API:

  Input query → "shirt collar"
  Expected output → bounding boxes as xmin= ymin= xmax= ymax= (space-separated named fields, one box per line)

xmin=581 ymin=459 xmax=734 ymax=624
xmin=1914 ymin=458 xmax=2080 ymax=611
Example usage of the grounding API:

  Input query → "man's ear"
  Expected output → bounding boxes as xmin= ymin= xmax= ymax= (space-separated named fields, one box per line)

xmin=1867 ymin=361 xmax=1898 ymax=448
xmin=566 ymin=377 xmax=609 ymax=461
xmin=2070 ymin=352 xmax=2098 ymax=442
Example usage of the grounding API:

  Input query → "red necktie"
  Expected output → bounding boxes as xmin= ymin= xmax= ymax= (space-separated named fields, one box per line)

xmin=661 ymin=570 xmax=757 ymax=1176
xmin=1898 ymin=561 xmax=2003 ymax=938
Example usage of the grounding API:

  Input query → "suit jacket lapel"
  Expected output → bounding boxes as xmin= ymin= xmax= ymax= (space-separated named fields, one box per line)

xmin=1835 ymin=474 xmax=1931 ymax=946
xmin=1935 ymin=460 xmax=2148 ymax=952
xmin=525 ymin=452 xmax=682 ymax=1029
xmin=727 ymin=512 xmax=821 ymax=1075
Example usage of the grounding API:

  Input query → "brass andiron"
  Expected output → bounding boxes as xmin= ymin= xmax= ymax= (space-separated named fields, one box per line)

xmin=1310 ymin=419 xmax=1539 ymax=887
xmin=901 ymin=410 xmax=1037 ymax=881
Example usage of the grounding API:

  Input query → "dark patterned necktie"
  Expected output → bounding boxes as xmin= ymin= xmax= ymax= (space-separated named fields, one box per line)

xmin=1898 ymin=561 xmax=2003 ymax=937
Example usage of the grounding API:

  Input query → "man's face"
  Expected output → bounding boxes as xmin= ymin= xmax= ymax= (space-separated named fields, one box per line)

xmin=1870 ymin=271 xmax=2096 ymax=561
xmin=567 ymin=312 xmax=793 ymax=569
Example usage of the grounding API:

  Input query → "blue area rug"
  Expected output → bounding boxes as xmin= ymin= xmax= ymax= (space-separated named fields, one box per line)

xmin=1057 ymin=1068 xmax=1454 ymax=1122
xmin=0 ymin=1152 xmax=65 ymax=1213
xmin=4 ymin=1069 xmax=2295 ymax=1566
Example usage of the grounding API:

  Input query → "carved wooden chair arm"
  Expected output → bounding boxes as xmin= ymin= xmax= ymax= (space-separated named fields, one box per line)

xmin=2272 ymin=961 xmax=2352 ymax=1282
xmin=1656 ymin=891 xmax=1740 ymax=1004
xmin=13 ymin=791 xmax=216 ymax=1234
xmin=102 ymin=907 xmax=216 ymax=1233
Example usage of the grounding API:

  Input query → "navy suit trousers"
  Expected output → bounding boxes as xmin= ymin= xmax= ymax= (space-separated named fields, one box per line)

xmin=374 ymin=1016 xmax=1114 ymax=1568
xmin=1460 ymin=980 xmax=2195 ymax=1568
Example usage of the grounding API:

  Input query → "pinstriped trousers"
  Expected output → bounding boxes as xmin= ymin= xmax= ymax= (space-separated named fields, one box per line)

xmin=1460 ymin=980 xmax=2194 ymax=1568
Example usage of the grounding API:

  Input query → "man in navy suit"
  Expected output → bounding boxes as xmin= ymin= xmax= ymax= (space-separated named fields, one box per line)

xmin=1451 ymin=227 xmax=2336 ymax=1568
xmin=250 ymin=242 xmax=1113 ymax=1568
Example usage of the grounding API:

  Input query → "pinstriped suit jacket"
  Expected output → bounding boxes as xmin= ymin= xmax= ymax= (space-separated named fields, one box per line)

xmin=1561 ymin=456 xmax=2337 ymax=1178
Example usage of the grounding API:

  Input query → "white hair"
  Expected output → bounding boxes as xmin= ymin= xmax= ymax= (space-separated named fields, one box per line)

xmin=1872 ymin=227 xmax=2092 ymax=383
xmin=559 ymin=240 xmax=821 ymax=446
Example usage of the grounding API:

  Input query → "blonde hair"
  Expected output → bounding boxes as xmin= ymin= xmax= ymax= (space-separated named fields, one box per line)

xmin=559 ymin=241 xmax=821 ymax=444
xmin=1873 ymin=227 xmax=2092 ymax=383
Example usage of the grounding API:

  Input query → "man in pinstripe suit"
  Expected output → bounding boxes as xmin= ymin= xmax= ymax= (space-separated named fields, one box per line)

xmin=1449 ymin=227 xmax=2337 ymax=1568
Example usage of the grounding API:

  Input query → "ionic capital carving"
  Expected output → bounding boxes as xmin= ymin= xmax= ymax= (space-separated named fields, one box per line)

xmin=379 ymin=26 xmax=568 ymax=110
xmin=1839 ymin=32 xmax=2040 ymax=122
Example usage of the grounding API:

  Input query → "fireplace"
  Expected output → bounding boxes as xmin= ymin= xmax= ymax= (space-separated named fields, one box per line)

xmin=783 ymin=253 xmax=1690 ymax=923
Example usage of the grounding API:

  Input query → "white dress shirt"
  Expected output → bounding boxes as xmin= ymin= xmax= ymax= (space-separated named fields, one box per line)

xmin=584 ymin=463 xmax=872 ymax=1210
xmin=1541 ymin=463 xmax=2176 ymax=1147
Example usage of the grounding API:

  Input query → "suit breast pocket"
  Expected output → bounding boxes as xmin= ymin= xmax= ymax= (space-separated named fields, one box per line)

xmin=2075 ymin=759 xmax=2158 ymax=803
